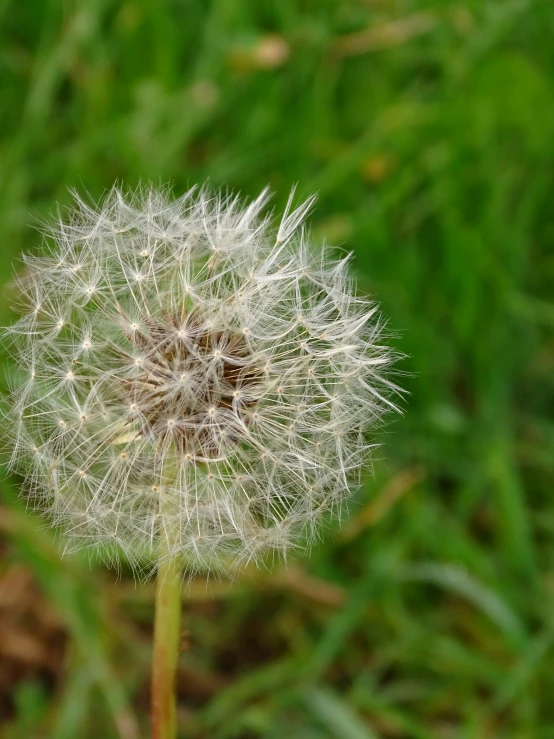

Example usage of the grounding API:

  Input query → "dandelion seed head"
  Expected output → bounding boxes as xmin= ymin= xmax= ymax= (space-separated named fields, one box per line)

xmin=2 ymin=185 xmax=401 ymax=576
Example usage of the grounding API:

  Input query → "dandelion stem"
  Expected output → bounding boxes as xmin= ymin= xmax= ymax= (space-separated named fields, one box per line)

xmin=151 ymin=554 xmax=182 ymax=739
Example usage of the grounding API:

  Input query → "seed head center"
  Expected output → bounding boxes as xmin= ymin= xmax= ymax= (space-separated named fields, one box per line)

xmin=120 ymin=313 xmax=259 ymax=454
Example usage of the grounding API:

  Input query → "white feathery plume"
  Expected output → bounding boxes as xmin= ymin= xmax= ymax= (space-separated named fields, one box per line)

xmin=2 ymin=186 xmax=401 ymax=576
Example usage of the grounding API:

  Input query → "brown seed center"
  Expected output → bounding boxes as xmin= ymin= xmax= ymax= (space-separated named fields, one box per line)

xmin=120 ymin=313 xmax=260 ymax=455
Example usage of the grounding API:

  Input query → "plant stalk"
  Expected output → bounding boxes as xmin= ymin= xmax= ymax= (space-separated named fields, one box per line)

xmin=151 ymin=554 xmax=182 ymax=739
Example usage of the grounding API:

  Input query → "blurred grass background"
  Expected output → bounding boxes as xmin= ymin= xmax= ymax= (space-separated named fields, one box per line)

xmin=1 ymin=0 xmax=553 ymax=737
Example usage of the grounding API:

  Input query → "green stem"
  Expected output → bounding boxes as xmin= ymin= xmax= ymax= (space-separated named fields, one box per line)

xmin=151 ymin=555 xmax=182 ymax=739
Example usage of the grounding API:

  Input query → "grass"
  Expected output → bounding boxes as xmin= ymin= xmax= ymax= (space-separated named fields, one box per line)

xmin=1 ymin=0 xmax=553 ymax=736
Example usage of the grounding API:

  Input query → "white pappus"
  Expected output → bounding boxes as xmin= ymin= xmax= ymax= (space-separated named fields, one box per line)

xmin=2 ymin=185 xmax=401 ymax=576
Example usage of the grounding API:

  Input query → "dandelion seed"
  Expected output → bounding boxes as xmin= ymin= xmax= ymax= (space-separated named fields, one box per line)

xmin=1 ymin=185 xmax=401 ymax=577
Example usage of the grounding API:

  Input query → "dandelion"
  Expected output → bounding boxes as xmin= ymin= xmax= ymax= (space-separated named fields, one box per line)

xmin=2 ymin=185 xmax=401 ymax=738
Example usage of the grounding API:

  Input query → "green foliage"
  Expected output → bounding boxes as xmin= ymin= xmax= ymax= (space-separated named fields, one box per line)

xmin=0 ymin=0 xmax=553 ymax=736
